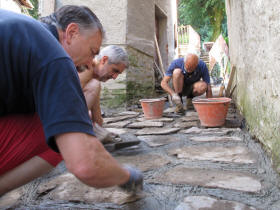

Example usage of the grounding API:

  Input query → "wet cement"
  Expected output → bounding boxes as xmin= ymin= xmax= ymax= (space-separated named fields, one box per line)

xmin=1 ymin=103 xmax=280 ymax=210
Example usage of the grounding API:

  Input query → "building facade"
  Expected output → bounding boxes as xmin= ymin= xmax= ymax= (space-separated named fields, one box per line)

xmin=40 ymin=0 xmax=178 ymax=107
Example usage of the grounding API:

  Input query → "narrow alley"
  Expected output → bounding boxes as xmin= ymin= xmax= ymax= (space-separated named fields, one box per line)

xmin=1 ymin=97 xmax=280 ymax=210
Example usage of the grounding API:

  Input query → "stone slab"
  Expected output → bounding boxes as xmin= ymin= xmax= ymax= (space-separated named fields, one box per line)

xmin=116 ymin=154 xmax=170 ymax=172
xmin=138 ymin=135 xmax=180 ymax=147
xmin=175 ymin=196 xmax=256 ymax=210
xmin=174 ymin=121 xmax=198 ymax=128
xmin=189 ymin=135 xmax=242 ymax=142
xmin=136 ymin=117 xmax=174 ymax=122
xmin=0 ymin=188 xmax=22 ymax=208
xmin=36 ymin=173 xmax=142 ymax=205
xmin=118 ymin=111 xmax=140 ymax=116
xmin=163 ymin=107 xmax=176 ymax=113
xmin=127 ymin=121 xmax=164 ymax=128
xmin=168 ymin=146 xmax=256 ymax=164
xmin=103 ymin=114 xmax=138 ymax=124
xmin=119 ymin=133 xmax=140 ymax=142
xmin=181 ymin=127 xmax=241 ymax=135
xmin=181 ymin=115 xmax=199 ymax=122
xmin=136 ymin=127 xmax=180 ymax=135
xmin=151 ymin=166 xmax=261 ymax=193
xmin=103 ymin=120 xmax=131 ymax=128
xmin=185 ymin=111 xmax=198 ymax=117
xmin=106 ymin=128 xmax=128 ymax=136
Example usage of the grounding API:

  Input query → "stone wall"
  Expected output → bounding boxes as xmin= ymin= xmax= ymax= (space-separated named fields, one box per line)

xmin=101 ymin=46 xmax=154 ymax=108
xmin=226 ymin=0 xmax=280 ymax=170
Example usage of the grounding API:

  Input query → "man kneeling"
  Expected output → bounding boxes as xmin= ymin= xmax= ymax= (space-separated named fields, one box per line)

xmin=161 ymin=50 xmax=213 ymax=114
xmin=78 ymin=45 xmax=129 ymax=142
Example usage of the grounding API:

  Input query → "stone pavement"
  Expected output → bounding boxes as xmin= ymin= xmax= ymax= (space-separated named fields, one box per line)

xmin=1 ymin=103 xmax=280 ymax=210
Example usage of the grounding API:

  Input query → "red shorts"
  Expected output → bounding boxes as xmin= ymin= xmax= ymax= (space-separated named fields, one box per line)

xmin=0 ymin=114 xmax=63 ymax=175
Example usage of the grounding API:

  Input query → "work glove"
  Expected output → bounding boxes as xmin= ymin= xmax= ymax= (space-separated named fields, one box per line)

xmin=92 ymin=123 xmax=115 ymax=144
xmin=172 ymin=93 xmax=182 ymax=105
xmin=119 ymin=165 xmax=143 ymax=193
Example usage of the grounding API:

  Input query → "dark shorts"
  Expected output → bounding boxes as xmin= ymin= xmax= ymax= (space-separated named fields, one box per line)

xmin=180 ymin=82 xmax=194 ymax=98
xmin=0 ymin=114 xmax=63 ymax=175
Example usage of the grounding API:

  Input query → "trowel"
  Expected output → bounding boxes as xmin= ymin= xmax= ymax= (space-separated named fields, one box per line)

xmin=104 ymin=140 xmax=141 ymax=152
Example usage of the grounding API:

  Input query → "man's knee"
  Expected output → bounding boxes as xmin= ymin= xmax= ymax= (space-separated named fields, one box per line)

xmin=193 ymin=81 xmax=207 ymax=95
xmin=172 ymin=68 xmax=183 ymax=79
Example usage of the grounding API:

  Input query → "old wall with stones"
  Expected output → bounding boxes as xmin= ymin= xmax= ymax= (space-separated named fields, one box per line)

xmin=226 ymin=0 xmax=280 ymax=170
xmin=125 ymin=0 xmax=176 ymax=105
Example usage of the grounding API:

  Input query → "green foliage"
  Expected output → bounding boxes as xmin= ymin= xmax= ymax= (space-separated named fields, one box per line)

xmin=28 ymin=0 xmax=40 ymax=19
xmin=178 ymin=0 xmax=227 ymax=42
xmin=178 ymin=33 xmax=189 ymax=44
xmin=211 ymin=62 xmax=221 ymax=78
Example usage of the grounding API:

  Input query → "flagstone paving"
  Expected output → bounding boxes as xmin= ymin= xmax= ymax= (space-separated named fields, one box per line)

xmin=150 ymin=166 xmax=261 ymax=193
xmin=136 ymin=117 xmax=174 ymax=122
xmin=168 ymin=145 xmax=256 ymax=163
xmin=1 ymin=102 xmax=280 ymax=209
xmin=127 ymin=121 xmax=164 ymax=128
xmin=174 ymin=196 xmax=256 ymax=210
xmin=138 ymin=135 xmax=180 ymax=147
xmin=135 ymin=127 xmax=180 ymax=135
xmin=189 ymin=135 xmax=242 ymax=142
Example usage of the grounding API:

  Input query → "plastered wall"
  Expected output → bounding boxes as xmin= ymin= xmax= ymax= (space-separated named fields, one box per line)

xmin=39 ymin=0 xmax=176 ymax=107
xmin=226 ymin=0 xmax=280 ymax=170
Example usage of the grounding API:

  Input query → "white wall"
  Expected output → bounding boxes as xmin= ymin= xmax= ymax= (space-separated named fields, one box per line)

xmin=226 ymin=0 xmax=280 ymax=169
xmin=0 ymin=0 xmax=21 ymax=13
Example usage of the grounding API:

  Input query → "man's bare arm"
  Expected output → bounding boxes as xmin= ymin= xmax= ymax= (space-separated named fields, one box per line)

xmin=56 ymin=132 xmax=130 ymax=188
xmin=161 ymin=75 xmax=174 ymax=96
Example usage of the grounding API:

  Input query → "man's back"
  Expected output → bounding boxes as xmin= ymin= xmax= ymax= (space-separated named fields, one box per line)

xmin=0 ymin=9 xmax=94 ymax=151
xmin=0 ymin=9 xmax=69 ymax=114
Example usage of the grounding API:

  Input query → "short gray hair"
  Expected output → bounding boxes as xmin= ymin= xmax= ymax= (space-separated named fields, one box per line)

xmin=40 ymin=5 xmax=105 ymax=37
xmin=96 ymin=45 xmax=129 ymax=68
xmin=184 ymin=48 xmax=200 ymax=62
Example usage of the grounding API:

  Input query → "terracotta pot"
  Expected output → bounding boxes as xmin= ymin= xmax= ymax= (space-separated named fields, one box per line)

xmin=140 ymin=98 xmax=166 ymax=119
xmin=192 ymin=97 xmax=231 ymax=127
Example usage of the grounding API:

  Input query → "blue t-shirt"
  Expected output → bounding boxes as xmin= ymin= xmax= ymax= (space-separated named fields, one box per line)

xmin=0 ymin=9 xmax=94 ymax=152
xmin=165 ymin=58 xmax=210 ymax=84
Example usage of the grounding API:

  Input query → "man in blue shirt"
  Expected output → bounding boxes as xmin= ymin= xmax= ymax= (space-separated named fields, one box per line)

xmin=0 ymin=6 xmax=142 ymax=196
xmin=161 ymin=50 xmax=213 ymax=113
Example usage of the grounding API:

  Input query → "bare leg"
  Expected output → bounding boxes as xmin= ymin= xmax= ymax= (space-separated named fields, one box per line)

xmin=0 ymin=156 xmax=53 ymax=196
xmin=82 ymin=79 xmax=103 ymax=126
xmin=193 ymin=81 xmax=207 ymax=96
xmin=172 ymin=68 xmax=184 ymax=94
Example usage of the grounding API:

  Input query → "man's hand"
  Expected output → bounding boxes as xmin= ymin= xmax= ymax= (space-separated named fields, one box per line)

xmin=92 ymin=123 xmax=114 ymax=144
xmin=119 ymin=166 xmax=143 ymax=193
xmin=172 ymin=93 xmax=182 ymax=105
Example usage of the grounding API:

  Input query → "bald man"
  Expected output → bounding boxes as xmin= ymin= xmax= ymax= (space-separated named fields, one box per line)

xmin=161 ymin=51 xmax=213 ymax=114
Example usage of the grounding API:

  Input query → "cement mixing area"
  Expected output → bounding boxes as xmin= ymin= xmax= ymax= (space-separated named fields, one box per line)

xmin=1 ymin=97 xmax=280 ymax=210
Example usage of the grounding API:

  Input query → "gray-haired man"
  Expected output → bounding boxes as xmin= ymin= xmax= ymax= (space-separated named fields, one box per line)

xmin=0 ymin=6 xmax=142 ymax=196
xmin=78 ymin=45 xmax=129 ymax=128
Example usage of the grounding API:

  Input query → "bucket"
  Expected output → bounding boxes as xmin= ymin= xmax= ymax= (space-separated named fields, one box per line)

xmin=140 ymin=98 xmax=166 ymax=119
xmin=192 ymin=97 xmax=231 ymax=127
